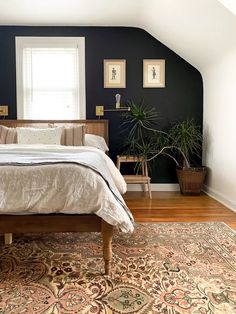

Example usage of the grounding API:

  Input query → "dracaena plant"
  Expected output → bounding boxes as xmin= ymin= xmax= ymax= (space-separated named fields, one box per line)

xmin=121 ymin=100 xmax=166 ymax=160
xmin=121 ymin=100 xmax=203 ymax=169
xmin=146 ymin=119 xmax=203 ymax=168
xmin=166 ymin=119 xmax=202 ymax=168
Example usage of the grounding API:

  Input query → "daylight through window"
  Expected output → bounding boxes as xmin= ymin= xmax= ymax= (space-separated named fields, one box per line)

xmin=15 ymin=37 xmax=85 ymax=119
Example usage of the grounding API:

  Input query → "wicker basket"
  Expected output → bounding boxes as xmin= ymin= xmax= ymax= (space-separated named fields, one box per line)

xmin=176 ymin=167 xmax=207 ymax=195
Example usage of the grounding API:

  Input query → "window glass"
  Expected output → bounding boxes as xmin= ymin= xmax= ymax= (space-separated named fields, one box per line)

xmin=15 ymin=37 xmax=86 ymax=119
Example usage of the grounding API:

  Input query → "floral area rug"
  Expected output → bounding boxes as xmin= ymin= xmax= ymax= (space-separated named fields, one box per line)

xmin=1 ymin=222 xmax=236 ymax=314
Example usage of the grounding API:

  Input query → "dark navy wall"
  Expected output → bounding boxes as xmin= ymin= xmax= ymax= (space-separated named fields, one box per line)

xmin=0 ymin=26 xmax=203 ymax=183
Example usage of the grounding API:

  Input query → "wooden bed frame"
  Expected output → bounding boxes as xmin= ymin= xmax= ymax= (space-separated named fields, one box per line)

xmin=0 ymin=120 xmax=114 ymax=275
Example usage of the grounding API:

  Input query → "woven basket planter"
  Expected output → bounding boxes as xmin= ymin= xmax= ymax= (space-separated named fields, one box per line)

xmin=176 ymin=167 xmax=207 ymax=195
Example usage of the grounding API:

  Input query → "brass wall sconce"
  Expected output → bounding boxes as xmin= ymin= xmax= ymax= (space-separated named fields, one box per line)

xmin=95 ymin=105 xmax=130 ymax=117
xmin=96 ymin=94 xmax=130 ymax=118
xmin=0 ymin=105 xmax=8 ymax=117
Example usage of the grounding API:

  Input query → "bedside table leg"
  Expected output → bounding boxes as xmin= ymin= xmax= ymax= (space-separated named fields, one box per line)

xmin=143 ymin=183 xmax=147 ymax=192
xmin=148 ymin=180 xmax=152 ymax=199
xmin=142 ymin=162 xmax=146 ymax=192
xmin=117 ymin=159 xmax=121 ymax=170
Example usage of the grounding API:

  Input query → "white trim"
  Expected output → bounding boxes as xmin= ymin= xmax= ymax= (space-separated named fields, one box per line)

xmin=15 ymin=38 xmax=24 ymax=119
xmin=203 ymin=184 xmax=236 ymax=213
xmin=78 ymin=37 xmax=86 ymax=119
xmin=15 ymin=36 xmax=86 ymax=119
xmin=127 ymin=183 xmax=180 ymax=192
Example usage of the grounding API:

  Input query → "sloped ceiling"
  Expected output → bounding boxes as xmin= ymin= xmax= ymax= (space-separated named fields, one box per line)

xmin=0 ymin=0 xmax=236 ymax=71
xmin=217 ymin=0 xmax=236 ymax=15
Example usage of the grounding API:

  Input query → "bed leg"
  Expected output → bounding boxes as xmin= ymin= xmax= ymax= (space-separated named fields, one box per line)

xmin=101 ymin=220 xmax=113 ymax=276
xmin=4 ymin=233 xmax=13 ymax=245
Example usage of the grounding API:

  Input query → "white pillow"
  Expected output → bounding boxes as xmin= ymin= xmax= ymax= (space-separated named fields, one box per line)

xmin=17 ymin=127 xmax=63 ymax=145
xmin=84 ymin=134 xmax=109 ymax=152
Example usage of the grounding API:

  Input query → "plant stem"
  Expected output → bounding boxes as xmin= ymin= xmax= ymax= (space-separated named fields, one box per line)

xmin=147 ymin=145 xmax=190 ymax=168
xmin=139 ymin=120 xmax=168 ymax=135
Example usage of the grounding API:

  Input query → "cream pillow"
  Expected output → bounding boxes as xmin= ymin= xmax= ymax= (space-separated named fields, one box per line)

xmin=84 ymin=134 xmax=109 ymax=152
xmin=17 ymin=127 xmax=63 ymax=145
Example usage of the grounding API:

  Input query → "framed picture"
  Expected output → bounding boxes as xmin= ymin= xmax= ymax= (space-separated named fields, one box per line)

xmin=143 ymin=59 xmax=165 ymax=88
xmin=104 ymin=59 xmax=126 ymax=88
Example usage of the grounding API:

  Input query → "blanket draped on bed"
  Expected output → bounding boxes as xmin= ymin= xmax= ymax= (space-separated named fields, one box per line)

xmin=0 ymin=145 xmax=134 ymax=232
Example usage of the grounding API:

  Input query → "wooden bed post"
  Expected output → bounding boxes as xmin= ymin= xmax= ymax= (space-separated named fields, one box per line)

xmin=4 ymin=233 xmax=13 ymax=245
xmin=101 ymin=220 xmax=113 ymax=276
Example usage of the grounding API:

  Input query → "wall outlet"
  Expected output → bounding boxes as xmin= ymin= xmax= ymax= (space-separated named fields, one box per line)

xmin=0 ymin=105 xmax=8 ymax=116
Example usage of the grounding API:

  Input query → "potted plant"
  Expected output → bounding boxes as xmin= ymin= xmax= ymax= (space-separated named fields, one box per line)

xmin=163 ymin=119 xmax=207 ymax=195
xmin=121 ymin=101 xmax=206 ymax=195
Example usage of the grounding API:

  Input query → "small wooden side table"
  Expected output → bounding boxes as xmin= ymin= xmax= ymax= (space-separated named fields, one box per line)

xmin=116 ymin=155 xmax=152 ymax=199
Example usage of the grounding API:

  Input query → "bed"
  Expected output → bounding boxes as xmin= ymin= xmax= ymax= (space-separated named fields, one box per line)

xmin=0 ymin=119 xmax=134 ymax=275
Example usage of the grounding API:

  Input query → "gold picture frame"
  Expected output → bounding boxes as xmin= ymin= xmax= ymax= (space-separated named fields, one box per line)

xmin=143 ymin=59 xmax=165 ymax=88
xmin=104 ymin=59 xmax=126 ymax=88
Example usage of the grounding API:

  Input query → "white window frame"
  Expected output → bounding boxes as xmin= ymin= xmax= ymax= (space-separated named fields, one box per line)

xmin=15 ymin=36 xmax=86 ymax=119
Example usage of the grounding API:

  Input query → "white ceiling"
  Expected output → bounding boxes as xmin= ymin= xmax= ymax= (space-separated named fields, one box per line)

xmin=0 ymin=0 xmax=236 ymax=71
xmin=0 ymin=0 xmax=145 ymax=26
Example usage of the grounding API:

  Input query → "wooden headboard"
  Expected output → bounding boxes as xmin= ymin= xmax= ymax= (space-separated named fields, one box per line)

xmin=0 ymin=120 xmax=109 ymax=143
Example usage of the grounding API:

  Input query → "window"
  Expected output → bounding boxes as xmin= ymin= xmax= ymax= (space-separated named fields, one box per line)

xmin=15 ymin=37 xmax=86 ymax=119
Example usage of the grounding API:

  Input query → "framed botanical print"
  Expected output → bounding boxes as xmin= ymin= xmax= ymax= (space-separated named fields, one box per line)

xmin=104 ymin=59 xmax=126 ymax=88
xmin=143 ymin=59 xmax=165 ymax=88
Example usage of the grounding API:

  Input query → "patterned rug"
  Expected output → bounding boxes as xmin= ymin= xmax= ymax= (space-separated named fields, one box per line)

xmin=1 ymin=222 xmax=236 ymax=314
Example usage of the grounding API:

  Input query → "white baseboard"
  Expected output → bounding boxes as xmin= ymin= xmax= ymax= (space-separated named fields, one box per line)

xmin=127 ymin=183 xmax=180 ymax=192
xmin=203 ymin=184 xmax=236 ymax=213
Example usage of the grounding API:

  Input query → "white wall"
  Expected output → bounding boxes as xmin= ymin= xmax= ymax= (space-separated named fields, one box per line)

xmin=143 ymin=0 xmax=236 ymax=211
xmin=203 ymin=48 xmax=236 ymax=211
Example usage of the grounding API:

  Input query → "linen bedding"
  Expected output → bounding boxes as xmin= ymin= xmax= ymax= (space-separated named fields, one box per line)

xmin=0 ymin=144 xmax=134 ymax=233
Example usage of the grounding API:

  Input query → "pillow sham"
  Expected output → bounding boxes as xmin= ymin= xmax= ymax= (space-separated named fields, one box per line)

xmin=60 ymin=124 xmax=86 ymax=146
xmin=0 ymin=125 xmax=17 ymax=144
xmin=84 ymin=134 xmax=109 ymax=152
xmin=17 ymin=127 xmax=63 ymax=145
xmin=0 ymin=124 xmax=86 ymax=146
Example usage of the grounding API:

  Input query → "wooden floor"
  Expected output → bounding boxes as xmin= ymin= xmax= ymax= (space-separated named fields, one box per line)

xmin=124 ymin=191 xmax=236 ymax=231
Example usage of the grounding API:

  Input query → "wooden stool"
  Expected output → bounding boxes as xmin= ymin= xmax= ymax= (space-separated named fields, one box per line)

xmin=117 ymin=155 xmax=152 ymax=199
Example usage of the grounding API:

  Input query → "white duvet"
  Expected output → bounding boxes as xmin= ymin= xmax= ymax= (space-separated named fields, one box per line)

xmin=0 ymin=144 xmax=134 ymax=232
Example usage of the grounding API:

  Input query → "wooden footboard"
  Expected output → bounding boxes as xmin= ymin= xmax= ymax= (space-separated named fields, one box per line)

xmin=0 ymin=214 xmax=113 ymax=276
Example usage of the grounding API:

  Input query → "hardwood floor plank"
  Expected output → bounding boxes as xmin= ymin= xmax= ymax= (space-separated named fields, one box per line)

xmin=124 ymin=191 xmax=236 ymax=231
